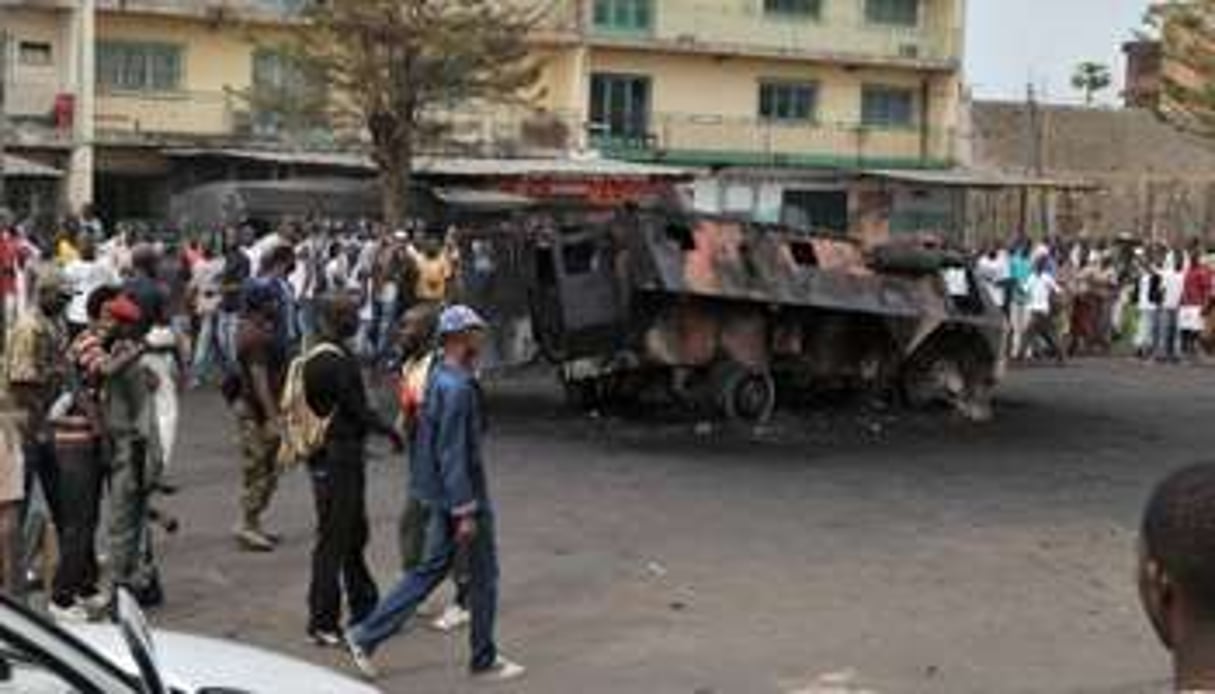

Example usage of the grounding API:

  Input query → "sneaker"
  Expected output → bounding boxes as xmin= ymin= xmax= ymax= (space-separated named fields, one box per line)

xmin=343 ymin=631 xmax=379 ymax=680
xmin=307 ymin=628 xmax=343 ymax=648
xmin=430 ymin=605 xmax=471 ymax=633
xmin=471 ymin=656 xmax=526 ymax=682
xmin=234 ymin=526 xmax=276 ymax=552
xmin=47 ymin=600 xmax=91 ymax=623
xmin=416 ymin=590 xmax=445 ymax=618
xmin=78 ymin=591 xmax=111 ymax=618
xmin=132 ymin=579 xmax=164 ymax=609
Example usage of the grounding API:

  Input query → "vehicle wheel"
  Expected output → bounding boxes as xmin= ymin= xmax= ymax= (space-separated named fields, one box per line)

xmin=902 ymin=352 xmax=961 ymax=409
xmin=715 ymin=362 xmax=776 ymax=424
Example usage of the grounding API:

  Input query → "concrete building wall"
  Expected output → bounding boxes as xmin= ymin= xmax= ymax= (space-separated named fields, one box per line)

xmin=970 ymin=101 xmax=1215 ymax=242
xmin=3 ymin=7 xmax=73 ymax=118
xmin=589 ymin=48 xmax=956 ymax=165
xmin=578 ymin=0 xmax=963 ymax=66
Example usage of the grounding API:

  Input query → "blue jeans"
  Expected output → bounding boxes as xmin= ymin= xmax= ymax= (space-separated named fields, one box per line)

xmin=1155 ymin=308 xmax=1180 ymax=360
xmin=350 ymin=506 xmax=499 ymax=671
xmin=217 ymin=311 xmax=240 ymax=373
xmin=191 ymin=311 xmax=220 ymax=384
xmin=374 ymin=299 xmax=399 ymax=364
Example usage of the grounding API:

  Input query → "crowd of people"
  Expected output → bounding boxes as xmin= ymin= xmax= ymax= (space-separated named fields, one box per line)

xmin=971 ymin=236 xmax=1215 ymax=365
xmin=7 ymin=203 xmax=1215 ymax=687
xmin=0 ymin=206 xmax=522 ymax=681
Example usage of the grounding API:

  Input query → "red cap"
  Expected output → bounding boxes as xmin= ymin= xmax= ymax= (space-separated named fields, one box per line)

xmin=104 ymin=295 xmax=142 ymax=325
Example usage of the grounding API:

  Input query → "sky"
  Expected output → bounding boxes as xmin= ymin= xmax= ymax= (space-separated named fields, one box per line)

xmin=965 ymin=0 xmax=1153 ymax=105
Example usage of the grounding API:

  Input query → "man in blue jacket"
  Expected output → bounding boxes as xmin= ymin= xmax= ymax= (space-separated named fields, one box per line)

xmin=345 ymin=305 xmax=523 ymax=682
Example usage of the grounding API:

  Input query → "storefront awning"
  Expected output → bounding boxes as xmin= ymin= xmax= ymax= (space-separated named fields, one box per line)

xmin=862 ymin=168 xmax=1096 ymax=190
xmin=166 ymin=148 xmax=692 ymax=179
xmin=1 ymin=154 xmax=62 ymax=179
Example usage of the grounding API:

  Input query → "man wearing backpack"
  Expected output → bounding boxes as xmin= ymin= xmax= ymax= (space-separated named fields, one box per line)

xmin=303 ymin=293 xmax=401 ymax=647
xmin=345 ymin=305 xmax=524 ymax=683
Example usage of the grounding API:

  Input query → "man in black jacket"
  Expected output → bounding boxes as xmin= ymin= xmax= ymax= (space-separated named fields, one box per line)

xmin=303 ymin=292 xmax=401 ymax=646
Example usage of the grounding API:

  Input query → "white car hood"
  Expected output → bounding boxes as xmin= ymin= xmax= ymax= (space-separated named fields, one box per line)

xmin=65 ymin=623 xmax=380 ymax=694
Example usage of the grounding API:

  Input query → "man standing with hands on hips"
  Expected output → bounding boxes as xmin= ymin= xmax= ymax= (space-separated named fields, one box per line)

xmin=345 ymin=305 xmax=524 ymax=683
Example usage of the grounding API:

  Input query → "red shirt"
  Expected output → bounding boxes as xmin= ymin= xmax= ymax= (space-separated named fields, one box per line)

xmin=0 ymin=233 xmax=24 ymax=297
xmin=1182 ymin=264 xmax=1213 ymax=307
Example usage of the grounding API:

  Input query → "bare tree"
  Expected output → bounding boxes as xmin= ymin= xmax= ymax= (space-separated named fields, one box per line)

xmin=275 ymin=0 xmax=547 ymax=225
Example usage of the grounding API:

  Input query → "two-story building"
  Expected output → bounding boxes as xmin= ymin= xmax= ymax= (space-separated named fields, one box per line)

xmin=1 ymin=0 xmax=967 ymax=235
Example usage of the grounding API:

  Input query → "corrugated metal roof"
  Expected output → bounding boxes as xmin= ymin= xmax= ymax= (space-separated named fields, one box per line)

xmin=862 ymin=168 xmax=1096 ymax=189
xmin=416 ymin=156 xmax=692 ymax=179
xmin=1 ymin=154 xmax=61 ymax=179
xmin=166 ymin=148 xmax=692 ymax=179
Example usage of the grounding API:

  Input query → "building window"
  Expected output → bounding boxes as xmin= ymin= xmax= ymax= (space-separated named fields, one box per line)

xmin=865 ymin=0 xmax=919 ymax=26
xmin=250 ymin=49 xmax=327 ymax=135
xmin=764 ymin=0 xmax=821 ymax=18
xmin=592 ymin=0 xmax=652 ymax=33
xmin=97 ymin=42 xmax=183 ymax=92
xmin=17 ymin=41 xmax=53 ymax=67
xmin=589 ymin=72 xmax=651 ymax=141
xmin=759 ymin=81 xmax=818 ymax=122
xmin=861 ymin=85 xmax=916 ymax=128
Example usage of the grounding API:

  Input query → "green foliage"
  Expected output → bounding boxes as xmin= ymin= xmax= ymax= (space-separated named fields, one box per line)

xmin=1147 ymin=0 xmax=1215 ymax=137
xmin=1070 ymin=61 xmax=1112 ymax=106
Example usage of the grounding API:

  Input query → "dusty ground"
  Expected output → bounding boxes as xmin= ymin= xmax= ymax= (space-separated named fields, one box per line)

xmin=147 ymin=359 xmax=1204 ymax=694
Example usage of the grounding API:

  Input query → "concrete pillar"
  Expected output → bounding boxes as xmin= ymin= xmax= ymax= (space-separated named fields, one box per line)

xmin=65 ymin=0 xmax=95 ymax=212
xmin=568 ymin=43 xmax=590 ymax=152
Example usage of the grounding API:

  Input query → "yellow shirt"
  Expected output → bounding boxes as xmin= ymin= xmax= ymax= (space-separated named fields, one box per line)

xmin=408 ymin=245 xmax=454 ymax=302
xmin=56 ymin=239 xmax=80 ymax=265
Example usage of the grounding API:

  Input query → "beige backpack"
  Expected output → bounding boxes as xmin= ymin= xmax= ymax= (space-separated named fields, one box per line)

xmin=277 ymin=343 xmax=343 ymax=469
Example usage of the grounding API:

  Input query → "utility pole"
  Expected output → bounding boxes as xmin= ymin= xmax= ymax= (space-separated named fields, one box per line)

xmin=0 ymin=27 xmax=9 ymax=208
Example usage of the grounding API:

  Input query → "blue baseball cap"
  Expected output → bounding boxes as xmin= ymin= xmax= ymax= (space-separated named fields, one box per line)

xmin=437 ymin=305 xmax=488 ymax=336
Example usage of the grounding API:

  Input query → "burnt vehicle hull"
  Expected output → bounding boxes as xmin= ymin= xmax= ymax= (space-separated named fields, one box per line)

xmin=510 ymin=210 xmax=1005 ymax=423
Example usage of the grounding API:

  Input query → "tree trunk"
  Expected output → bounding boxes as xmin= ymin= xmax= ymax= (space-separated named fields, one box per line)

xmin=378 ymin=139 xmax=413 ymax=228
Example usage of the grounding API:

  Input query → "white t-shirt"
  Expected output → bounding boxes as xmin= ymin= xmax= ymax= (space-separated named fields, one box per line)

xmin=1025 ymin=273 xmax=1059 ymax=314
xmin=190 ymin=257 xmax=225 ymax=314
xmin=1161 ymin=268 xmax=1185 ymax=310
xmin=246 ymin=233 xmax=283 ymax=276
xmin=1137 ymin=273 xmax=1157 ymax=311
xmin=63 ymin=258 xmax=120 ymax=325
xmin=942 ymin=267 xmax=970 ymax=298
xmin=325 ymin=254 xmax=349 ymax=291
xmin=975 ymin=253 xmax=1010 ymax=307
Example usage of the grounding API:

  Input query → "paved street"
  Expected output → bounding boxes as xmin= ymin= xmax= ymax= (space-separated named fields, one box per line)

xmin=148 ymin=360 xmax=1205 ymax=694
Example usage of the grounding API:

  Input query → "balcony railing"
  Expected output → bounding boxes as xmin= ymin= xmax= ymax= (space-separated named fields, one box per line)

xmin=3 ymin=80 xmax=956 ymax=168
xmin=96 ymin=89 xmax=238 ymax=138
xmin=5 ymin=80 xmax=63 ymax=121
xmin=589 ymin=112 xmax=955 ymax=168
xmin=94 ymin=0 xmax=305 ymax=21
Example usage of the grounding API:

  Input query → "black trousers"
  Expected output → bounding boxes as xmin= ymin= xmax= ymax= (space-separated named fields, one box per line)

xmin=307 ymin=439 xmax=378 ymax=633
xmin=51 ymin=442 xmax=103 ymax=606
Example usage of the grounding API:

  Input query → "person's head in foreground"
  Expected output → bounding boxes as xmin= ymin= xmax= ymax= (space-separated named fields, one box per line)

xmin=315 ymin=291 xmax=361 ymax=344
xmin=1140 ymin=463 xmax=1215 ymax=691
xmin=438 ymin=305 xmax=487 ymax=371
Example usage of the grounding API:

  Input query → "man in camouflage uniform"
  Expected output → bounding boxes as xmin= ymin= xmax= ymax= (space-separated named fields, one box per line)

xmin=6 ymin=269 xmax=70 ymax=596
xmin=96 ymin=293 xmax=163 ymax=607
xmin=232 ymin=282 xmax=287 ymax=551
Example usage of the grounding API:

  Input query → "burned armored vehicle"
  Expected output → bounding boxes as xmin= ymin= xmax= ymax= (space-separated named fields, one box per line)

xmin=479 ymin=205 xmax=1005 ymax=423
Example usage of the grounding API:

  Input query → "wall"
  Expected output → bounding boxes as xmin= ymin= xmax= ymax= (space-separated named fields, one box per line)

xmin=589 ymin=47 xmax=957 ymax=165
xmin=585 ymin=0 xmax=962 ymax=66
xmin=94 ymin=12 xmax=277 ymax=136
xmin=2 ymin=7 xmax=73 ymax=118
xmin=970 ymin=101 xmax=1215 ymax=241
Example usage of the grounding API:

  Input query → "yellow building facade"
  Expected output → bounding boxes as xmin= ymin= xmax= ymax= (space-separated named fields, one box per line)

xmin=1 ymin=0 xmax=965 ymax=219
